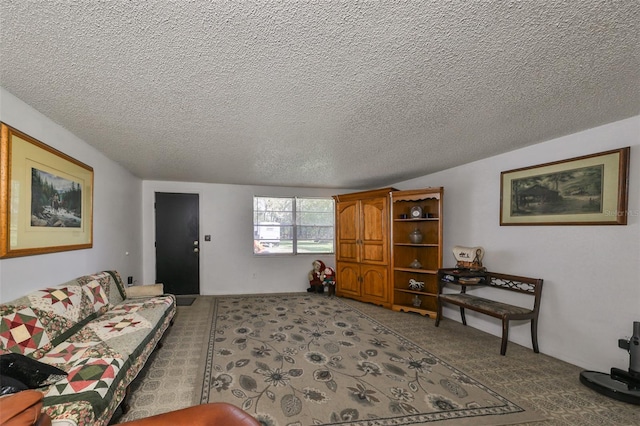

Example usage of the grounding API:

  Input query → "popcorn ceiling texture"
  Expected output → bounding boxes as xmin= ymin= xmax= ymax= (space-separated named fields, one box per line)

xmin=1 ymin=1 xmax=639 ymax=188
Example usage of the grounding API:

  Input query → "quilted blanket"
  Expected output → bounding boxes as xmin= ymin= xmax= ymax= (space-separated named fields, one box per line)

xmin=0 ymin=271 xmax=176 ymax=426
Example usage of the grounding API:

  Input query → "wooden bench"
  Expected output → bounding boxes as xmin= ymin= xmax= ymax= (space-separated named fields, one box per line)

xmin=435 ymin=269 xmax=544 ymax=355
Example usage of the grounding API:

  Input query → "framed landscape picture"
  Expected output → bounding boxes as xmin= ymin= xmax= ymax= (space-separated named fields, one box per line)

xmin=0 ymin=123 xmax=93 ymax=258
xmin=500 ymin=147 xmax=630 ymax=225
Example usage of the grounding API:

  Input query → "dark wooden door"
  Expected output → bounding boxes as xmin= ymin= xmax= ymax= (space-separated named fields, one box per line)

xmin=155 ymin=192 xmax=200 ymax=295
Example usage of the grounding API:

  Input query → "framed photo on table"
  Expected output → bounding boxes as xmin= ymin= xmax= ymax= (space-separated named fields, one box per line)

xmin=500 ymin=147 xmax=630 ymax=225
xmin=0 ymin=123 xmax=93 ymax=258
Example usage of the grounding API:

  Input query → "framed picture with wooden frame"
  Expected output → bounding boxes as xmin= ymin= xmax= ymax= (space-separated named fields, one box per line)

xmin=1 ymin=123 xmax=93 ymax=258
xmin=500 ymin=147 xmax=630 ymax=226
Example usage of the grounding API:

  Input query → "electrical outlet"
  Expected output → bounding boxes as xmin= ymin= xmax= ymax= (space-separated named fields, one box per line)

xmin=127 ymin=276 xmax=133 ymax=285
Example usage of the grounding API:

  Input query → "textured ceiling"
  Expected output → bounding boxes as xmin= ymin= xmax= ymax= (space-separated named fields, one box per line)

xmin=1 ymin=1 xmax=639 ymax=189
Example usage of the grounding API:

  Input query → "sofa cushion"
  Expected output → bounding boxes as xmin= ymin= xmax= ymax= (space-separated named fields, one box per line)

xmin=98 ymin=271 xmax=127 ymax=306
xmin=125 ymin=284 xmax=164 ymax=299
xmin=0 ymin=272 xmax=126 ymax=359
xmin=81 ymin=281 xmax=109 ymax=314
xmin=0 ymin=306 xmax=53 ymax=357
xmin=0 ymin=284 xmax=98 ymax=359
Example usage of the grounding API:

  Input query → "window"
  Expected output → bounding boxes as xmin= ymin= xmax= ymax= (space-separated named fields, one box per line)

xmin=253 ymin=196 xmax=335 ymax=255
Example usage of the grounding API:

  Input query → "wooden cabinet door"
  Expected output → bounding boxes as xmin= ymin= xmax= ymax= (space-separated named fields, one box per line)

xmin=360 ymin=197 xmax=388 ymax=265
xmin=336 ymin=201 xmax=359 ymax=263
xmin=336 ymin=262 xmax=361 ymax=298
xmin=360 ymin=264 xmax=389 ymax=304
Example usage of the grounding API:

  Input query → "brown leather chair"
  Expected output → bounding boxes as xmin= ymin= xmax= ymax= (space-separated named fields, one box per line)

xmin=0 ymin=390 xmax=51 ymax=426
xmin=116 ymin=403 xmax=260 ymax=426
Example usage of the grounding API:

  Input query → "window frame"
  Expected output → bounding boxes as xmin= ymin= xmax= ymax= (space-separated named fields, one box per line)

xmin=253 ymin=196 xmax=335 ymax=256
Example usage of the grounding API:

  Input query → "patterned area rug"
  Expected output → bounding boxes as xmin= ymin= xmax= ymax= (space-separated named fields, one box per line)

xmin=199 ymin=294 xmax=545 ymax=425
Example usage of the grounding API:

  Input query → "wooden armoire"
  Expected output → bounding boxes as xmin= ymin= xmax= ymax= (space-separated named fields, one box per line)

xmin=332 ymin=188 xmax=396 ymax=307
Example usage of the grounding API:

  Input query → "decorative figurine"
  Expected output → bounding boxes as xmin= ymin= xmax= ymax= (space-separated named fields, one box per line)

xmin=321 ymin=266 xmax=336 ymax=297
xmin=307 ymin=260 xmax=325 ymax=293
xmin=408 ymin=278 xmax=424 ymax=290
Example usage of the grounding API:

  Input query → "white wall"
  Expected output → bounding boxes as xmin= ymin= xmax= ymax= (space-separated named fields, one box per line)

xmin=141 ymin=181 xmax=346 ymax=295
xmin=0 ymin=88 xmax=143 ymax=302
xmin=392 ymin=116 xmax=640 ymax=373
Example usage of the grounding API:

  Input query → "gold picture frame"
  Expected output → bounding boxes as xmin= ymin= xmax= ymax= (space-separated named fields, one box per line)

xmin=1 ymin=123 xmax=93 ymax=257
xmin=500 ymin=147 xmax=630 ymax=225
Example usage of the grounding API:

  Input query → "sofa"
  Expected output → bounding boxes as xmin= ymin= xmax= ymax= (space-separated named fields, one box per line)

xmin=0 ymin=271 xmax=176 ymax=426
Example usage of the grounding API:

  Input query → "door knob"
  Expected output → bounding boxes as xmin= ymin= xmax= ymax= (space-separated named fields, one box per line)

xmin=193 ymin=248 xmax=199 ymax=253
xmin=193 ymin=241 xmax=199 ymax=246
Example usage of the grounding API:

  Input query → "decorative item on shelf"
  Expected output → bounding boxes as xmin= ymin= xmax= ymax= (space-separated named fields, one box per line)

xmin=409 ymin=259 xmax=422 ymax=269
xmin=412 ymin=294 xmax=422 ymax=307
xmin=453 ymin=246 xmax=486 ymax=271
xmin=408 ymin=279 xmax=424 ymax=290
xmin=409 ymin=228 xmax=423 ymax=244
xmin=410 ymin=206 xmax=422 ymax=218
xmin=442 ymin=274 xmax=456 ymax=282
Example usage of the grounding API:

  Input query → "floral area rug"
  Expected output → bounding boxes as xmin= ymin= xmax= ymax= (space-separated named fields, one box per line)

xmin=199 ymin=294 xmax=543 ymax=426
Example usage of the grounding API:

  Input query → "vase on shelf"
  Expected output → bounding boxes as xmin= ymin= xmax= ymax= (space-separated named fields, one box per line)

xmin=412 ymin=294 xmax=422 ymax=307
xmin=409 ymin=228 xmax=423 ymax=244
xmin=409 ymin=258 xmax=422 ymax=269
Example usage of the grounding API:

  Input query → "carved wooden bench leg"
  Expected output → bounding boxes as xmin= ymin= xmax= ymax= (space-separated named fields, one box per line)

xmin=531 ymin=318 xmax=540 ymax=353
xmin=435 ymin=299 xmax=442 ymax=326
xmin=500 ymin=319 xmax=509 ymax=356
xmin=460 ymin=307 xmax=467 ymax=325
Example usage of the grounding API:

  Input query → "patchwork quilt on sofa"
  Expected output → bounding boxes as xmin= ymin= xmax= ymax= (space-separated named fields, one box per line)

xmin=0 ymin=271 xmax=176 ymax=426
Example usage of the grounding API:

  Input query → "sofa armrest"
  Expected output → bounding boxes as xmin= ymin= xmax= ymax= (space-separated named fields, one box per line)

xmin=0 ymin=390 xmax=51 ymax=426
xmin=125 ymin=284 xmax=164 ymax=298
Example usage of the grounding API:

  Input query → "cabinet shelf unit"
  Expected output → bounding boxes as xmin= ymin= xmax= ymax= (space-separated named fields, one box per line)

xmin=390 ymin=188 xmax=443 ymax=317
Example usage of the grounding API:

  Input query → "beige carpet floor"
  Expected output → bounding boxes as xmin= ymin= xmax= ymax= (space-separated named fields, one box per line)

xmin=113 ymin=295 xmax=639 ymax=425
